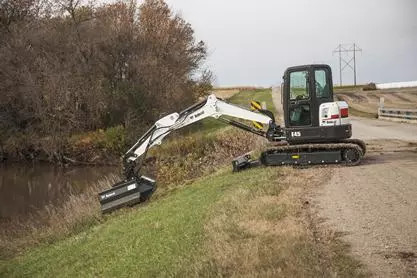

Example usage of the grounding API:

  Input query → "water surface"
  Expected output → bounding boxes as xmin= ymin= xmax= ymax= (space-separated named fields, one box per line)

xmin=0 ymin=163 xmax=118 ymax=218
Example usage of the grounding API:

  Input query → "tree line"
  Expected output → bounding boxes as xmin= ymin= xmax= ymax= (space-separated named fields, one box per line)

xmin=0 ymin=0 xmax=212 ymax=161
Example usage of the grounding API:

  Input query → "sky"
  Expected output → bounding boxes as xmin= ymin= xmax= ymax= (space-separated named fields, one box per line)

xmin=164 ymin=0 xmax=417 ymax=87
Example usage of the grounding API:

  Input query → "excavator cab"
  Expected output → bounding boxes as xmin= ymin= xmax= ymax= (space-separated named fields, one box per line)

xmin=282 ymin=64 xmax=352 ymax=144
xmin=283 ymin=64 xmax=333 ymax=127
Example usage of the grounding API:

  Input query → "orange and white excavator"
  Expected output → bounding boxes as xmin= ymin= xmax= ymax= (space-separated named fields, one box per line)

xmin=99 ymin=64 xmax=365 ymax=213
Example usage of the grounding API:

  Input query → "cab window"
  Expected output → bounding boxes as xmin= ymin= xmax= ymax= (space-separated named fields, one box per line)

xmin=314 ymin=69 xmax=330 ymax=98
xmin=289 ymin=71 xmax=309 ymax=100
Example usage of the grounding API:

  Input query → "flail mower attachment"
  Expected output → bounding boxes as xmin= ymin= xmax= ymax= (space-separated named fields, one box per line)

xmin=99 ymin=176 xmax=156 ymax=214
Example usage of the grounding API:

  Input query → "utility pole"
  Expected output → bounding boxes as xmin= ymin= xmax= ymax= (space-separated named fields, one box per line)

xmin=333 ymin=43 xmax=362 ymax=86
xmin=338 ymin=44 xmax=342 ymax=86
xmin=353 ymin=43 xmax=357 ymax=86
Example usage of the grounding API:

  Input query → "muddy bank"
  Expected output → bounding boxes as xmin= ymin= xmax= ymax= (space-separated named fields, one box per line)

xmin=0 ymin=127 xmax=126 ymax=165
xmin=0 ymin=147 xmax=120 ymax=165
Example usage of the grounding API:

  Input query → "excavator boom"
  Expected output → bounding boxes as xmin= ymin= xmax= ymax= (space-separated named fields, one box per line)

xmin=99 ymin=94 xmax=283 ymax=213
xmin=124 ymin=94 xmax=280 ymax=166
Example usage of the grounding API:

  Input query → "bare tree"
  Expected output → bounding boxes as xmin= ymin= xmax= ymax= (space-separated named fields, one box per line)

xmin=0 ymin=0 xmax=212 ymax=162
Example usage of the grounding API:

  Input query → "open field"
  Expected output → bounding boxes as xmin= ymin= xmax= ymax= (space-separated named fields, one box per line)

xmin=335 ymin=87 xmax=417 ymax=118
xmin=212 ymin=88 xmax=240 ymax=99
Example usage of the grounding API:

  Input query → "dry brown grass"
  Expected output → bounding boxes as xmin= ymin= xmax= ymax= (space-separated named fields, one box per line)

xmin=147 ymin=128 xmax=263 ymax=194
xmin=186 ymin=167 xmax=367 ymax=278
xmin=335 ymin=87 xmax=417 ymax=117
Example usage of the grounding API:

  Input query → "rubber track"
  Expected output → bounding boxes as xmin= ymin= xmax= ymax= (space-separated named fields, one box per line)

xmin=262 ymin=142 xmax=364 ymax=166
xmin=341 ymin=138 xmax=366 ymax=155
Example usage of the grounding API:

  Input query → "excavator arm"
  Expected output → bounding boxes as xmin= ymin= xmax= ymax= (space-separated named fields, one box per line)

xmin=99 ymin=94 xmax=284 ymax=213
xmin=122 ymin=94 xmax=283 ymax=179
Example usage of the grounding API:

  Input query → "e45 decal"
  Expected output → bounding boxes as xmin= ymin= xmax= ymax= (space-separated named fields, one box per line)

xmin=291 ymin=131 xmax=301 ymax=137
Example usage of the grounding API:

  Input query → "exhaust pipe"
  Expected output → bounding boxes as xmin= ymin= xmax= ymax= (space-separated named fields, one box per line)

xmin=99 ymin=176 xmax=156 ymax=214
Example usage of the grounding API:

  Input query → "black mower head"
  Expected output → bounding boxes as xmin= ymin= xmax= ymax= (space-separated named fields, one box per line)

xmin=99 ymin=176 xmax=156 ymax=213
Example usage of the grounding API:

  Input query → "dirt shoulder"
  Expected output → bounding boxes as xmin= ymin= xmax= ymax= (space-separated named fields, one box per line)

xmin=350 ymin=117 xmax=417 ymax=141
xmin=310 ymin=135 xmax=417 ymax=277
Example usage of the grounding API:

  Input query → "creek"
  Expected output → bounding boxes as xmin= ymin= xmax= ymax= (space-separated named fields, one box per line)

xmin=0 ymin=163 xmax=118 ymax=219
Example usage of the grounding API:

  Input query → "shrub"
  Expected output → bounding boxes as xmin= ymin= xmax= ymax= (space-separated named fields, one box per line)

xmin=362 ymin=82 xmax=377 ymax=91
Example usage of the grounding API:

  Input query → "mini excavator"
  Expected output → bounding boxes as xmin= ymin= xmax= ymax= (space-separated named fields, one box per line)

xmin=99 ymin=64 xmax=366 ymax=213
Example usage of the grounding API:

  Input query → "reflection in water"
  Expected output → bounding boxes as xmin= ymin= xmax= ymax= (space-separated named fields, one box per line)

xmin=0 ymin=164 xmax=118 ymax=218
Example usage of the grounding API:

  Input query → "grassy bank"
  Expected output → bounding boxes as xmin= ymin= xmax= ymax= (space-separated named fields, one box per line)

xmin=1 ymin=168 xmax=247 ymax=277
xmin=0 ymin=128 xmax=261 ymax=259
xmin=1 ymin=89 xmax=366 ymax=277
xmin=1 ymin=166 xmax=366 ymax=277
xmin=228 ymin=88 xmax=277 ymax=113
xmin=0 ymin=89 xmax=271 ymax=258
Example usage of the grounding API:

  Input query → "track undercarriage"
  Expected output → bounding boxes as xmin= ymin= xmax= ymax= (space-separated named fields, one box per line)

xmin=232 ymin=139 xmax=366 ymax=172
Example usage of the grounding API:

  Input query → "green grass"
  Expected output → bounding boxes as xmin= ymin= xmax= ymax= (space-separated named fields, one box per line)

xmin=227 ymin=88 xmax=276 ymax=114
xmin=0 ymin=168 xmax=273 ymax=277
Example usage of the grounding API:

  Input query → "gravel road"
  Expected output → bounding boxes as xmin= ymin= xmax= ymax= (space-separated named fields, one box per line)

xmin=351 ymin=117 xmax=417 ymax=141
xmin=313 ymin=136 xmax=417 ymax=277
xmin=271 ymin=88 xmax=417 ymax=277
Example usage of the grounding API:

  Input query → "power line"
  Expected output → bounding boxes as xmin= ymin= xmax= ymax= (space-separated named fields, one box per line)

xmin=333 ymin=43 xmax=362 ymax=86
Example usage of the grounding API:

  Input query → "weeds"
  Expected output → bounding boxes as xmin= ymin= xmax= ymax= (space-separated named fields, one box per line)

xmin=146 ymin=128 xmax=264 ymax=192
xmin=186 ymin=167 xmax=367 ymax=278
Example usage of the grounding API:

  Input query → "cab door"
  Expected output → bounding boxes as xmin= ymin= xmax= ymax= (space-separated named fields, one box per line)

xmin=286 ymin=70 xmax=312 ymax=127
xmin=313 ymin=66 xmax=333 ymax=126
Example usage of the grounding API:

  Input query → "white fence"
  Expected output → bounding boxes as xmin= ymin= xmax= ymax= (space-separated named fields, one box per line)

xmin=376 ymin=81 xmax=417 ymax=90
xmin=378 ymin=107 xmax=417 ymax=121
